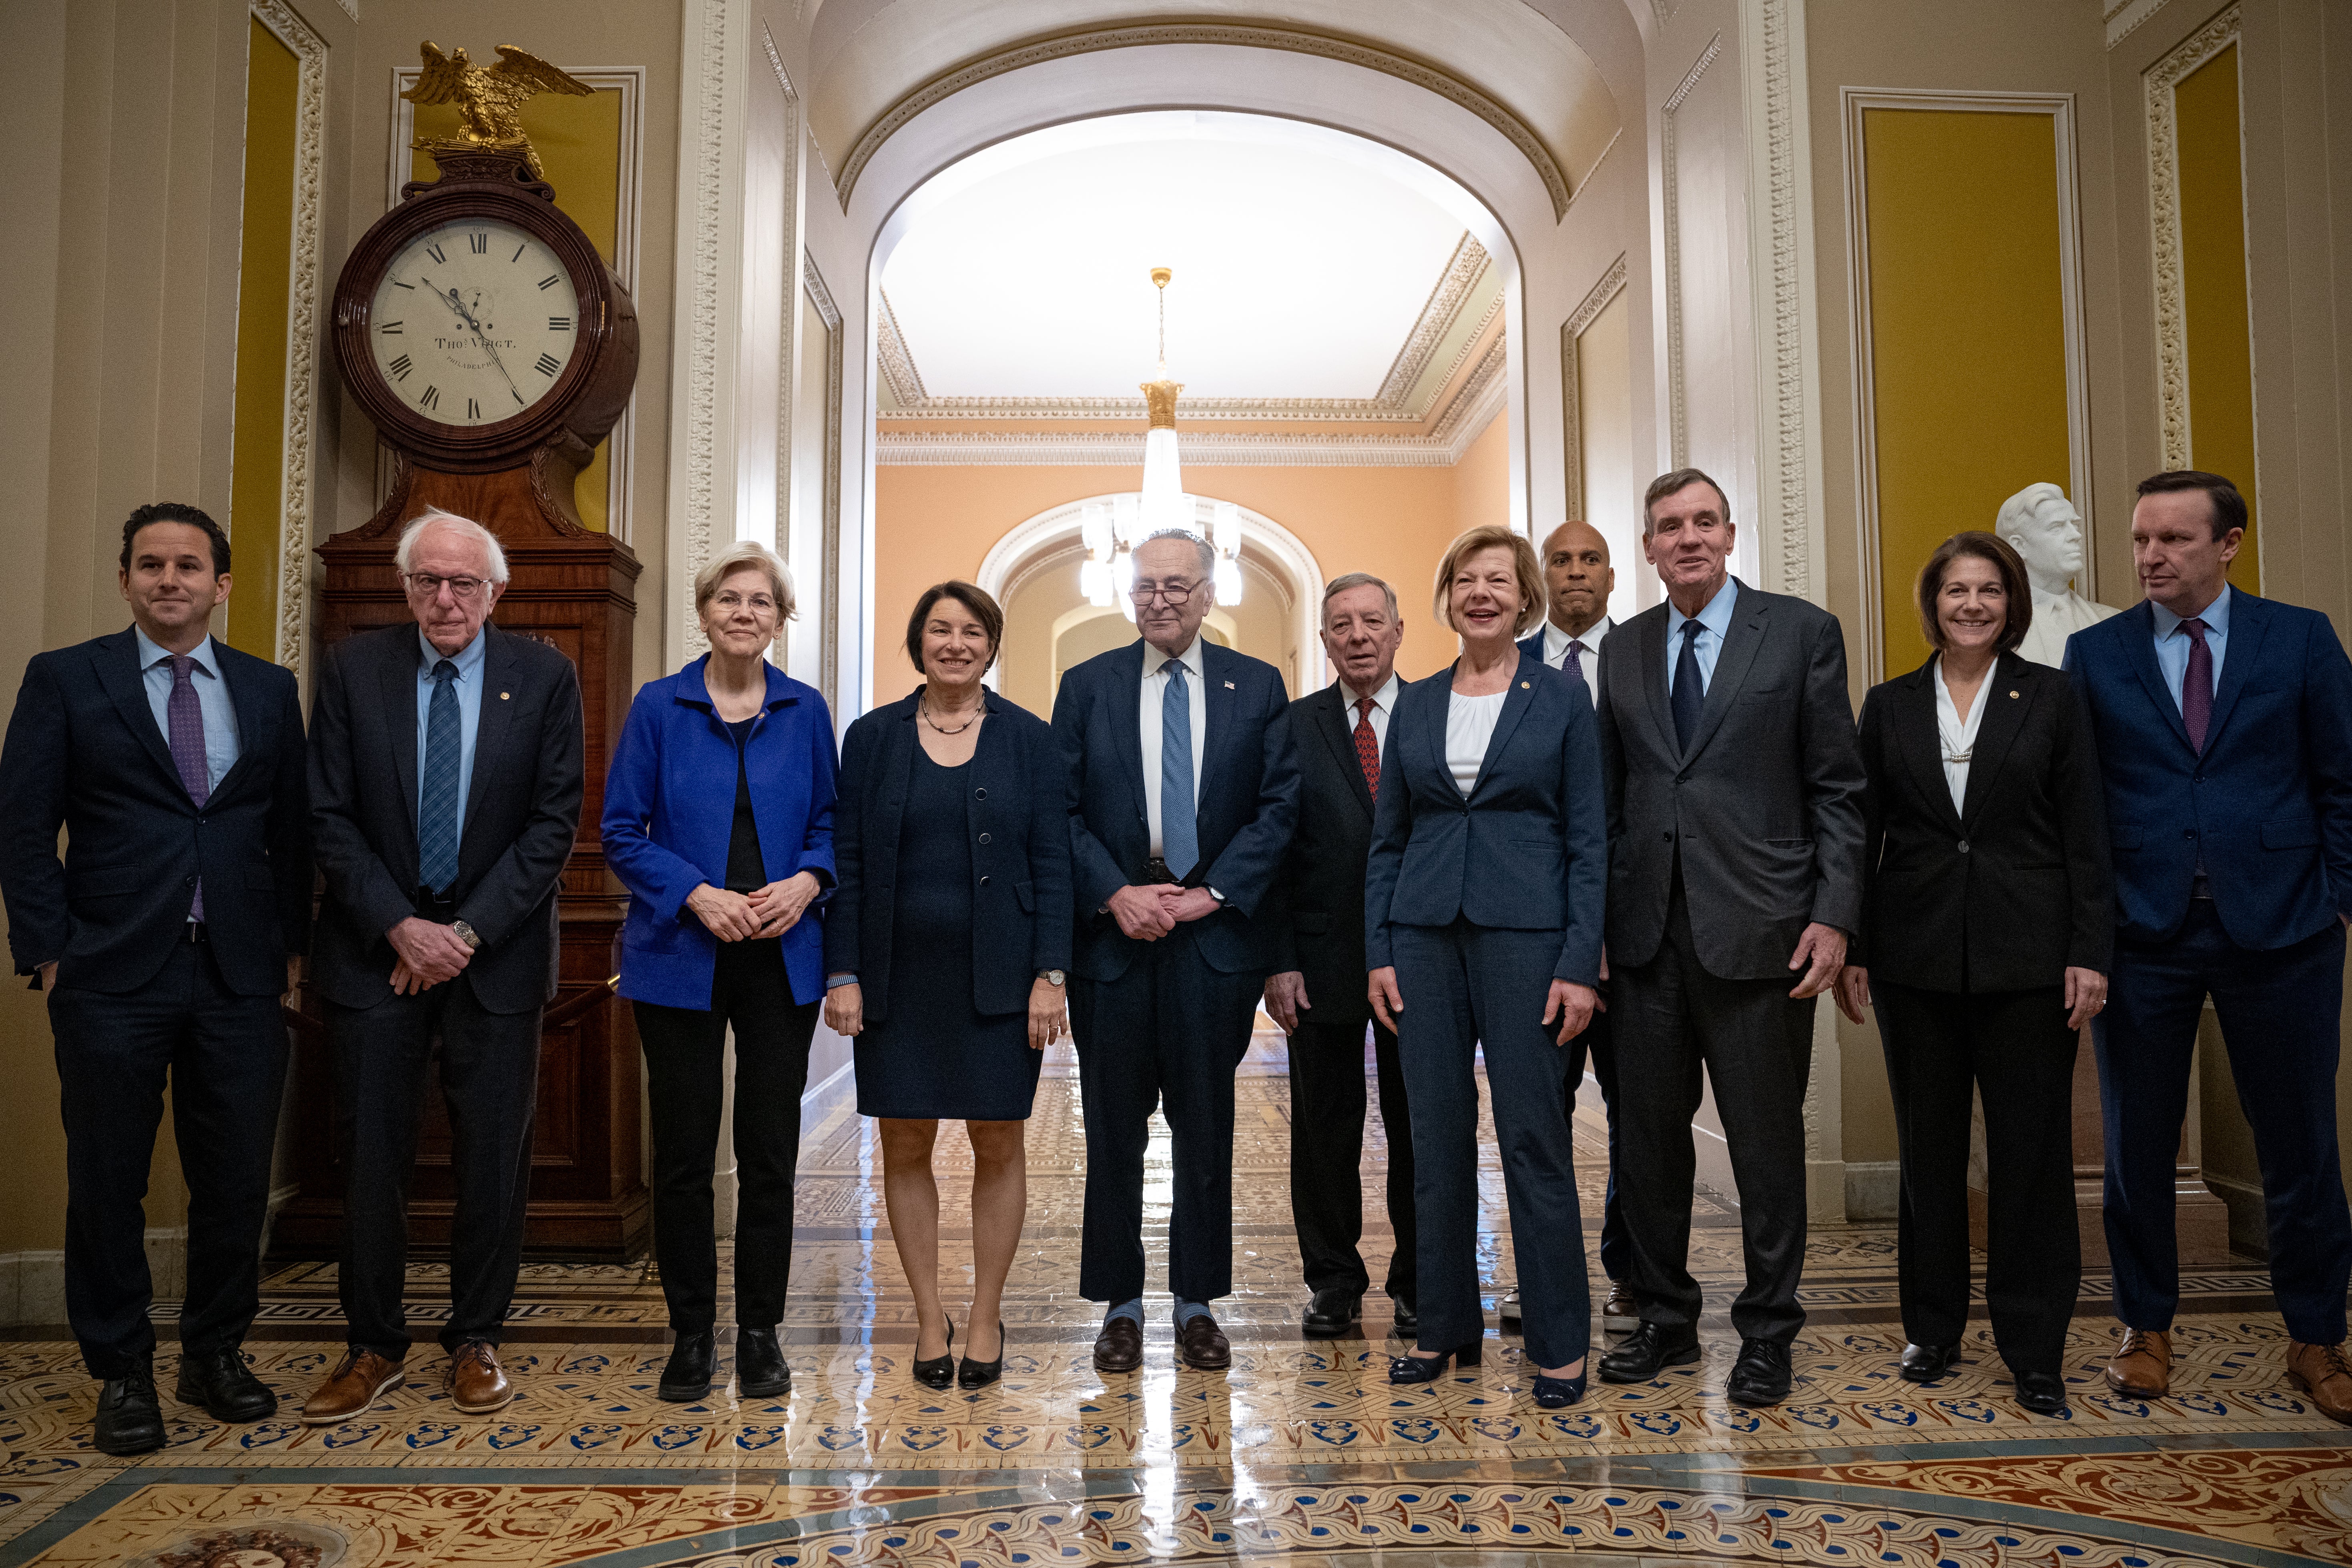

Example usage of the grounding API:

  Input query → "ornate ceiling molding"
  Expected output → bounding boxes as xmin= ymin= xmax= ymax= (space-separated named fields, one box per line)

xmin=1372 ymin=233 xmax=1490 ymax=405
xmin=2105 ymin=0 xmax=2177 ymax=50
xmin=834 ymin=22 xmax=1571 ymax=220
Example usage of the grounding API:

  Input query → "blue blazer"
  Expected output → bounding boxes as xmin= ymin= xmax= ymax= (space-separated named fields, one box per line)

xmin=1052 ymin=638 xmax=1299 ymax=980
xmin=825 ymin=689 xmax=1073 ymax=1019
xmin=602 ymin=656 xmax=838 ymax=1009
xmin=2064 ymin=592 xmax=2352 ymax=950
xmin=1365 ymin=651 xmax=1607 ymax=986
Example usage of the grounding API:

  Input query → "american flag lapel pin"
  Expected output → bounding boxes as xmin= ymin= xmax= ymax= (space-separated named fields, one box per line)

xmin=1223 ymin=680 xmax=1235 ymax=690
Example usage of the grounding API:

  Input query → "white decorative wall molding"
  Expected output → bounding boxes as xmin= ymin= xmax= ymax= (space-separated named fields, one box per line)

xmin=1752 ymin=0 xmax=1822 ymax=606
xmin=1373 ymin=233 xmax=1493 ymax=406
xmin=2145 ymin=6 xmax=2241 ymax=471
xmin=1841 ymin=87 xmax=2093 ymax=680
xmin=834 ymin=24 xmax=1572 ymax=220
xmin=670 ymin=0 xmax=745 ymax=662
xmin=332 ymin=0 xmax=355 ymax=19
xmin=2106 ymin=0 xmax=2177 ymax=50
xmin=250 ymin=0 xmax=328 ymax=680
xmin=1659 ymin=32 xmax=1724 ymax=471
xmin=1559 ymin=253 xmax=1630 ymax=524
xmin=803 ymin=255 xmax=845 ymax=709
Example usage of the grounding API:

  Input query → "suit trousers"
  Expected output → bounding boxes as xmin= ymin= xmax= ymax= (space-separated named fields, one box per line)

xmin=1069 ymin=924 xmax=1262 ymax=1304
xmin=329 ymin=977 xmax=543 ymax=1359
xmin=1874 ymin=980 xmax=2079 ymax=1372
xmin=1613 ymin=876 xmax=1815 ymax=1345
xmin=632 ymin=940 xmax=818 ymax=1334
xmin=1392 ymin=920 xmax=1590 ymax=1369
xmin=2097 ymin=903 xmax=2351 ymax=1343
xmin=1287 ymin=1012 xmax=1415 ymax=1306
xmin=48 ymin=940 xmax=287 ymax=1378
xmin=1569 ymin=1000 xmax=1631 ymax=1285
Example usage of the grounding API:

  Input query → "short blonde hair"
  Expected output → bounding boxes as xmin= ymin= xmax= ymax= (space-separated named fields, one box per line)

xmin=1432 ymin=525 xmax=1544 ymax=636
xmin=694 ymin=541 xmax=796 ymax=622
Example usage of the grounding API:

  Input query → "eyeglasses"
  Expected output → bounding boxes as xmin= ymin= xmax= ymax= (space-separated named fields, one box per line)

xmin=404 ymin=572 xmax=490 ymax=600
xmin=1130 ymin=580 xmax=1196 ymax=606
xmin=710 ymin=590 xmax=777 ymax=613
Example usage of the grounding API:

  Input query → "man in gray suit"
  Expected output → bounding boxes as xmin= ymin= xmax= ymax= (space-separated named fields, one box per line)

xmin=1594 ymin=468 xmax=1866 ymax=1407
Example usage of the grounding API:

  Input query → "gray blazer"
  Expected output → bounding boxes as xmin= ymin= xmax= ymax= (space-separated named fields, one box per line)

xmin=1595 ymin=579 xmax=1867 ymax=981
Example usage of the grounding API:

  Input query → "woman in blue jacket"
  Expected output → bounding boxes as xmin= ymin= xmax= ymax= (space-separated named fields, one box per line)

xmin=823 ymin=582 xmax=1072 ymax=1392
xmin=602 ymin=542 xmax=837 ymax=1407
xmin=1366 ymin=525 xmax=1607 ymax=1409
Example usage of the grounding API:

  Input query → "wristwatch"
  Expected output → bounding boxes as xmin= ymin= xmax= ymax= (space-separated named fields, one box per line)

xmin=451 ymin=919 xmax=482 ymax=952
xmin=1040 ymin=970 xmax=1065 ymax=986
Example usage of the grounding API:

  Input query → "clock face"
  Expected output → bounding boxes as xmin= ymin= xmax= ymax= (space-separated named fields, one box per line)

xmin=366 ymin=219 xmax=584 ymax=428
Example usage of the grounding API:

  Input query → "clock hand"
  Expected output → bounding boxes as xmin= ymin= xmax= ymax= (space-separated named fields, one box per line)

xmin=424 ymin=277 xmax=527 ymax=406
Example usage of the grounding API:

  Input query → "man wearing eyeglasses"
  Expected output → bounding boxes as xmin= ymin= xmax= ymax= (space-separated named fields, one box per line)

xmin=1053 ymin=529 xmax=1300 ymax=1375
xmin=299 ymin=508 xmax=584 ymax=1427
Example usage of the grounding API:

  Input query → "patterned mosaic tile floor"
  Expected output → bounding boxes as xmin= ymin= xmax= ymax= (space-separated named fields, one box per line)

xmin=2 ymin=1038 xmax=2348 ymax=1565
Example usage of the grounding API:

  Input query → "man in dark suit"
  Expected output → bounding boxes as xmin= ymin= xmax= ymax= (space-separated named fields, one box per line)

xmin=298 ymin=508 xmax=584 ymax=1426
xmin=1263 ymin=572 xmax=1415 ymax=1339
xmin=1595 ymin=468 xmax=1866 ymax=1407
xmin=2064 ymin=470 xmax=2352 ymax=1422
xmin=1054 ymin=528 xmax=1299 ymax=1373
xmin=1504 ymin=518 xmax=1633 ymax=1336
xmin=0 ymin=502 xmax=311 ymax=1456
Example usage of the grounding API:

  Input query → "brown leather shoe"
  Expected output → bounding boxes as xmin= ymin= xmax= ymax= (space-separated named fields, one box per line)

xmin=2104 ymin=1327 xmax=2171 ymax=1399
xmin=1176 ymin=1311 xmax=1231 ymax=1371
xmin=2287 ymin=1340 xmax=2352 ymax=1425
xmin=300 ymin=1349 xmax=405 ymax=1426
xmin=445 ymin=1341 xmax=515 ymax=1415
xmin=1093 ymin=1315 xmax=1144 ymax=1374
xmin=1601 ymin=1283 xmax=1639 ymax=1332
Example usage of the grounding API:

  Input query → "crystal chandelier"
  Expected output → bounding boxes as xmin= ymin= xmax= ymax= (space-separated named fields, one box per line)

xmin=1078 ymin=268 xmax=1244 ymax=620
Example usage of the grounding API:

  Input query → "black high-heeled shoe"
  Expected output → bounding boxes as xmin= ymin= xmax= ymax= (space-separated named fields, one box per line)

xmin=911 ymin=1317 xmax=955 ymax=1391
xmin=958 ymin=1320 xmax=1007 ymax=1389
xmin=1531 ymin=1369 xmax=1587 ymax=1409
xmin=1388 ymin=1340 xmax=1481 ymax=1384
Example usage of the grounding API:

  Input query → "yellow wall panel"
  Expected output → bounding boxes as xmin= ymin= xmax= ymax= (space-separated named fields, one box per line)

xmin=227 ymin=18 xmax=299 ymax=658
xmin=2174 ymin=44 xmax=2259 ymax=592
xmin=412 ymin=88 xmax=625 ymax=531
xmin=1862 ymin=108 xmax=2073 ymax=676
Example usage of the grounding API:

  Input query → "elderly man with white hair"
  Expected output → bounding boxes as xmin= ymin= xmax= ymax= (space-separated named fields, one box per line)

xmin=300 ymin=508 xmax=585 ymax=1425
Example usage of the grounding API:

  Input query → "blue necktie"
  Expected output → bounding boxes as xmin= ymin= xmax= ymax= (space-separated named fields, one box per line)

xmin=1160 ymin=658 xmax=1199 ymax=880
xmin=1672 ymin=619 xmax=1705 ymax=754
xmin=419 ymin=660 xmax=462 ymax=892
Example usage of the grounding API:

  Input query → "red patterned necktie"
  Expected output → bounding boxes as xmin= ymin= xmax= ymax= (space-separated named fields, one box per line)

xmin=1353 ymin=696 xmax=1381 ymax=801
xmin=2181 ymin=617 xmax=2212 ymax=753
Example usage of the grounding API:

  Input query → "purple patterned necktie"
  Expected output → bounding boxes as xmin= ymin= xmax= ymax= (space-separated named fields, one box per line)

xmin=167 ymin=654 xmax=211 ymax=920
xmin=1565 ymin=639 xmax=1591 ymax=701
xmin=2181 ymin=617 xmax=2213 ymax=754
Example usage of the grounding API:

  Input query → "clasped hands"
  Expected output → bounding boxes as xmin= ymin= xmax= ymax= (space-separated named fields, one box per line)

xmin=684 ymin=871 xmax=823 ymax=944
xmin=1106 ymin=882 xmax=1218 ymax=941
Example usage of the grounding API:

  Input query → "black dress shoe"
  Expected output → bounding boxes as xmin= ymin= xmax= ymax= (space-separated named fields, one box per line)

xmin=737 ymin=1327 xmax=791 ymax=1398
xmin=1391 ymin=1298 xmax=1418 ymax=1333
xmin=911 ymin=1317 xmax=956 ymax=1392
xmin=1598 ymin=1321 xmax=1701 ymax=1384
xmin=1898 ymin=1341 xmax=1964 ymax=1383
xmin=2014 ymin=1369 xmax=2069 ymax=1416
xmin=175 ymin=1346 xmax=275 ymax=1422
xmin=658 ymin=1330 xmax=714 ymax=1403
xmin=1094 ymin=1315 xmax=1144 ymax=1374
xmin=1497 ymin=1288 xmax=1522 ymax=1327
xmin=1727 ymin=1338 xmax=1793 ymax=1407
xmin=958 ymin=1321 xmax=1006 ymax=1389
xmin=1176 ymin=1312 xmax=1232 ymax=1371
xmin=94 ymin=1363 xmax=165 ymax=1456
xmin=1301 ymin=1288 xmax=1361 ymax=1339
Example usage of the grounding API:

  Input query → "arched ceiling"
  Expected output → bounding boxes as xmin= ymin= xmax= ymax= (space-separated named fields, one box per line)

xmin=805 ymin=0 xmax=1625 ymax=213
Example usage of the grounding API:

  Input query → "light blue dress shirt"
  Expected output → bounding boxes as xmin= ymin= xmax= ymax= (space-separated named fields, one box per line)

xmin=133 ymin=626 xmax=240 ymax=790
xmin=415 ymin=627 xmax=487 ymax=847
xmin=1664 ymin=576 xmax=1740 ymax=697
xmin=2150 ymin=584 xmax=2230 ymax=715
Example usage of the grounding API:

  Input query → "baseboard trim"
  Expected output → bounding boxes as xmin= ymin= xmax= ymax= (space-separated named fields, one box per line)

xmin=1845 ymin=1160 xmax=1900 ymax=1222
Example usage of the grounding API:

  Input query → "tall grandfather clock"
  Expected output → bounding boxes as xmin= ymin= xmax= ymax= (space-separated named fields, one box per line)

xmin=276 ymin=48 xmax=649 ymax=1259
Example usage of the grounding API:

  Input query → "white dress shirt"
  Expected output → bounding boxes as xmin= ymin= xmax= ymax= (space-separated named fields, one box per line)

xmin=1139 ymin=636 xmax=1208 ymax=858
xmin=1338 ymin=671 xmax=1402 ymax=753
xmin=1541 ymin=615 xmax=1613 ymax=695
xmin=2150 ymin=584 xmax=2231 ymax=713
xmin=1665 ymin=577 xmax=1739 ymax=696
xmin=1931 ymin=655 xmax=1990 ymax=816
xmin=1446 ymin=690 xmax=1507 ymax=796
xmin=132 ymin=626 xmax=240 ymax=791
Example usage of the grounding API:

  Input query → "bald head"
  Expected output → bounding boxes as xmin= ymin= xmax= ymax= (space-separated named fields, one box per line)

xmin=1540 ymin=519 xmax=1614 ymax=638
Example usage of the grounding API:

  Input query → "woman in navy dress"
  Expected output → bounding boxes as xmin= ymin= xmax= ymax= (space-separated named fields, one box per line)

xmin=824 ymin=582 xmax=1072 ymax=1390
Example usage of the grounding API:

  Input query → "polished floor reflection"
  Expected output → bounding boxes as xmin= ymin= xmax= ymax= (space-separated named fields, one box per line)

xmin=2 ymin=1037 xmax=2348 ymax=1564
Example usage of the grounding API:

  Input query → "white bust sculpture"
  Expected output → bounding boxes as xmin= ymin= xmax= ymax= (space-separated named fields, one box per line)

xmin=1995 ymin=482 xmax=2116 ymax=667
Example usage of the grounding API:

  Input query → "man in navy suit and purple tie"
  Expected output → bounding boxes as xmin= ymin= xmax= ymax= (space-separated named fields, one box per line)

xmin=2064 ymin=470 xmax=2352 ymax=1422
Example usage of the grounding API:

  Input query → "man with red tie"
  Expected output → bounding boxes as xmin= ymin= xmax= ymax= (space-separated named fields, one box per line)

xmin=1264 ymin=573 xmax=1417 ymax=1339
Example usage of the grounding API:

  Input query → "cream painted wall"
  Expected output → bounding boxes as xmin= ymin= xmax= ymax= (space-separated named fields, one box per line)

xmin=1575 ymin=287 xmax=1640 ymax=580
xmin=1450 ymin=415 xmax=1512 ymax=538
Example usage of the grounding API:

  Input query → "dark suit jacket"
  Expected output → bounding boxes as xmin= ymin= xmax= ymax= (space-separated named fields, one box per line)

xmin=0 ymin=628 xmax=311 ymax=996
xmin=2064 ymin=592 xmax=2352 ymax=949
xmin=826 ymin=689 xmax=1072 ymax=1020
xmin=1052 ymin=638 xmax=1298 ymax=981
xmin=1267 ymin=680 xmax=1387 ymax=1020
xmin=1597 ymin=579 xmax=1867 ymax=980
xmin=309 ymin=623 xmax=585 ymax=1014
xmin=1853 ymin=652 xmax=2113 ymax=992
xmin=1365 ymin=654 xmax=1606 ymax=986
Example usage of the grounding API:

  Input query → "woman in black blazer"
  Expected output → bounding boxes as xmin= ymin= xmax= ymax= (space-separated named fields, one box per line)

xmin=1365 ymin=526 xmax=1607 ymax=1408
xmin=823 ymin=582 xmax=1072 ymax=1392
xmin=1835 ymin=530 xmax=2112 ymax=1417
